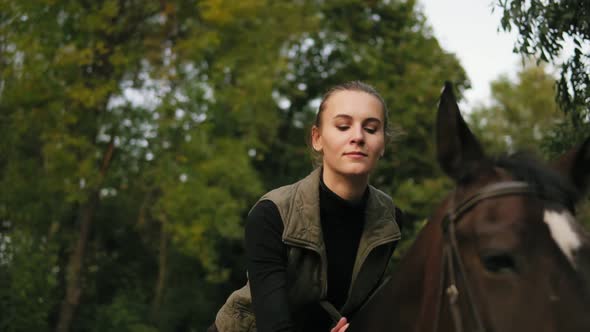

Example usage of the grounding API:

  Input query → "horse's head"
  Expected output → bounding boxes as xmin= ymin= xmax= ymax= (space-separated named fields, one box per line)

xmin=435 ymin=82 xmax=590 ymax=331
xmin=347 ymin=82 xmax=590 ymax=332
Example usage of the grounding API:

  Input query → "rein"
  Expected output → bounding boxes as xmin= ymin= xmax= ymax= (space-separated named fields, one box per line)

xmin=437 ymin=181 xmax=536 ymax=332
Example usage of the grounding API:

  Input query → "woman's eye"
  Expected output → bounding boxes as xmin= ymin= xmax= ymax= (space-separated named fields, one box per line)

xmin=364 ymin=127 xmax=377 ymax=134
xmin=337 ymin=126 xmax=349 ymax=131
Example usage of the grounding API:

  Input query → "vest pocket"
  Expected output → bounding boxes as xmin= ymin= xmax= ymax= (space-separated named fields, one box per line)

xmin=215 ymin=284 xmax=257 ymax=332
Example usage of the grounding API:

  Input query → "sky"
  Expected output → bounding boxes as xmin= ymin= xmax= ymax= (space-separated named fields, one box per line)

xmin=418 ymin=0 xmax=521 ymax=110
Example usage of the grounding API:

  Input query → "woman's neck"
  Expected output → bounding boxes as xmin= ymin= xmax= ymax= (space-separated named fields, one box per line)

xmin=322 ymin=168 xmax=369 ymax=202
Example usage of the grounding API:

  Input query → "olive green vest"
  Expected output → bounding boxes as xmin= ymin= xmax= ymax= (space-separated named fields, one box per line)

xmin=214 ymin=168 xmax=401 ymax=332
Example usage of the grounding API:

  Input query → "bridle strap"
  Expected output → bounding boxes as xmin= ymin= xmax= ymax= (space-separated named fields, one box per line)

xmin=447 ymin=181 xmax=533 ymax=225
xmin=443 ymin=239 xmax=463 ymax=332
xmin=444 ymin=218 xmax=484 ymax=332
xmin=439 ymin=181 xmax=536 ymax=332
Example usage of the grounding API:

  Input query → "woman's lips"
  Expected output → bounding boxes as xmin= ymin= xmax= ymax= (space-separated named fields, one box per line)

xmin=343 ymin=151 xmax=368 ymax=158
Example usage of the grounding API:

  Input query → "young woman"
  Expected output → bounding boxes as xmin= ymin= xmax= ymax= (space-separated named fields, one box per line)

xmin=210 ymin=81 xmax=403 ymax=332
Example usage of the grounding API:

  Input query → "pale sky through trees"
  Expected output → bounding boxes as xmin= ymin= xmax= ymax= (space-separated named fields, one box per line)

xmin=419 ymin=0 xmax=521 ymax=110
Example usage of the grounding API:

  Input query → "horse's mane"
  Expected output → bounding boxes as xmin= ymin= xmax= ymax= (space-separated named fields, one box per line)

xmin=494 ymin=152 xmax=578 ymax=212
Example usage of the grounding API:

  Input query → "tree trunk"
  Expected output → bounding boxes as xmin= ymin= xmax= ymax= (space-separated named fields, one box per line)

xmin=55 ymin=141 xmax=115 ymax=332
xmin=151 ymin=215 xmax=169 ymax=325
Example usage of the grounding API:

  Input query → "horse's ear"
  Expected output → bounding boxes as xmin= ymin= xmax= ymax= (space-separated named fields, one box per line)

xmin=551 ymin=136 xmax=590 ymax=196
xmin=436 ymin=82 xmax=487 ymax=183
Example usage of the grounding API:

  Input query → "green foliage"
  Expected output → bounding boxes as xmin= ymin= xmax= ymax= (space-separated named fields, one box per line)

xmin=495 ymin=1 xmax=590 ymax=223
xmin=0 ymin=0 xmax=468 ymax=331
xmin=0 ymin=231 xmax=59 ymax=332
xmin=153 ymin=138 xmax=262 ymax=282
xmin=91 ymin=290 xmax=157 ymax=332
xmin=496 ymin=0 xmax=590 ymax=129
xmin=469 ymin=62 xmax=563 ymax=155
xmin=394 ymin=177 xmax=452 ymax=220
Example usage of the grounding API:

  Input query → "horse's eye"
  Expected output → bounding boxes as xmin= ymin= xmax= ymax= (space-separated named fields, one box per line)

xmin=481 ymin=253 xmax=518 ymax=274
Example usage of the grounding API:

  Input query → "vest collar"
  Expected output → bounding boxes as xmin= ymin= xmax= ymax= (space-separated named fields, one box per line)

xmin=282 ymin=168 xmax=400 ymax=252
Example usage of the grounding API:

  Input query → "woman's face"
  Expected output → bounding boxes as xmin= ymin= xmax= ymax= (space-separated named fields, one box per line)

xmin=312 ymin=90 xmax=386 ymax=179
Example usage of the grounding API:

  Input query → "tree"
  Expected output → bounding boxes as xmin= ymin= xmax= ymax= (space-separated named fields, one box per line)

xmin=0 ymin=1 xmax=315 ymax=331
xmin=495 ymin=1 xmax=590 ymax=226
xmin=0 ymin=0 xmax=469 ymax=331
xmin=496 ymin=0 xmax=590 ymax=133
xmin=468 ymin=62 xmax=563 ymax=155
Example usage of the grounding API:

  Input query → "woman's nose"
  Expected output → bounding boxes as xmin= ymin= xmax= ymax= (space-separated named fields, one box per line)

xmin=350 ymin=125 xmax=365 ymax=144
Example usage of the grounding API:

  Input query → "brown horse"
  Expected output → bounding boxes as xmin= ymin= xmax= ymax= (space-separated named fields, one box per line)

xmin=348 ymin=82 xmax=590 ymax=332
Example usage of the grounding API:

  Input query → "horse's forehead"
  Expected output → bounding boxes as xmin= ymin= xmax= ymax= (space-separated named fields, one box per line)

xmin=544 ymin=209 xmax=584 ymax=268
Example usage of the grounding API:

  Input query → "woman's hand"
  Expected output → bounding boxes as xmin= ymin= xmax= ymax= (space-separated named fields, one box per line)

xmin=330 ymin=317 xmax=349 ymax=332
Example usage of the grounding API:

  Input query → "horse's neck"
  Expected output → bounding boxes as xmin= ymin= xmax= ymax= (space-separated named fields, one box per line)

xmin=392 ymin=219 xmax=445 ymax=332
xmin=348 ymin=216 xmax=446 ymax=332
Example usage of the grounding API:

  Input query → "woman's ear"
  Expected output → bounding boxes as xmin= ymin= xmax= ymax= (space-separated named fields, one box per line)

xmin=311 ymin=126 xmax=323 ymax=153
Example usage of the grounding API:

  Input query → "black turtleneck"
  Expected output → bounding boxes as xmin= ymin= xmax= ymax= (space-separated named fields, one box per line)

xmin=318 ymin=177 xmax=368 ymax=308
xmin=244 ymin=178 xmax=371 ymax=332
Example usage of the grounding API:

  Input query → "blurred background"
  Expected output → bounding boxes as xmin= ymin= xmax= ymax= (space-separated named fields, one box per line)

xmin=0 ymin=0 xmax=588 ymax=331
